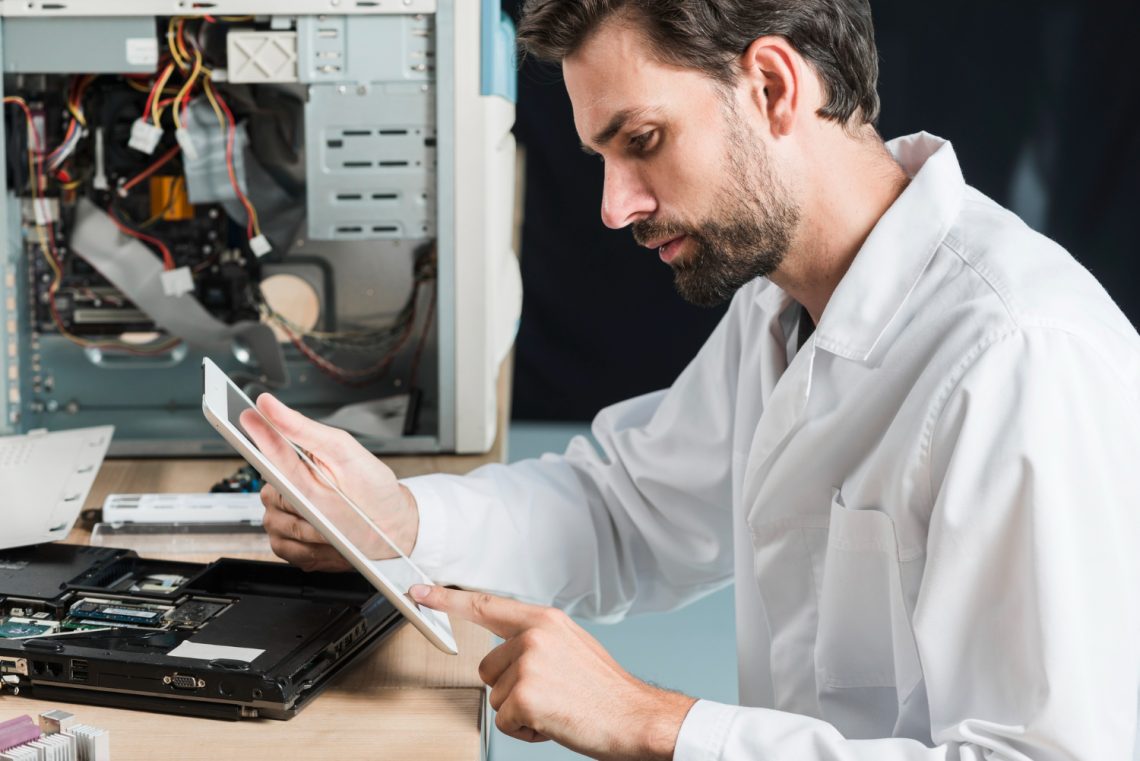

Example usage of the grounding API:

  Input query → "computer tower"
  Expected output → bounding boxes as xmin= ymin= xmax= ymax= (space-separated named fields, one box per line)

xmin=0 ymin=0 xmax=520 ymax=455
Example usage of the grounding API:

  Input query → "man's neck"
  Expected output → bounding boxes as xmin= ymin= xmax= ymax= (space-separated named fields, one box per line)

xmin=770 ymin=133 xmax=910 ymax=325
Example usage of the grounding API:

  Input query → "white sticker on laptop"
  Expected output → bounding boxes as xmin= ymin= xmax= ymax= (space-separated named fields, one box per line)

xmin=168 ymin=641 xmax=265 ymax=663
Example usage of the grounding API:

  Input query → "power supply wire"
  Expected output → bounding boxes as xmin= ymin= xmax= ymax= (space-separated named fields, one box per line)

xmin=202 ymin=73 xmax=261 ymax=241
xmin=4 ymin=96 xmax=181 ymax=355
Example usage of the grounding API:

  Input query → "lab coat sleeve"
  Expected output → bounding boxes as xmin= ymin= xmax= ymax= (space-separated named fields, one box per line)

xmin=402 ymin=292 xmax=749 ymax=620
xmin=673 ymin=325 xmax=1140 ymax=760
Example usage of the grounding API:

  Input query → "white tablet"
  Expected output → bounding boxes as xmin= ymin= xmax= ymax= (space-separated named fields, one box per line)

xmin=201 ymin=357 xmax=458 ymax=655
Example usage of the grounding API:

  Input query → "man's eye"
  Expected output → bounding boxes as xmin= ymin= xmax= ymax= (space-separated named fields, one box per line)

xmin=630 ymin=130 xmax=657 ymax=153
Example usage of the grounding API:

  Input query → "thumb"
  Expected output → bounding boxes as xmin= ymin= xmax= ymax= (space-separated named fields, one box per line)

xmin=255 ymin=393 xmax=350 ymax=464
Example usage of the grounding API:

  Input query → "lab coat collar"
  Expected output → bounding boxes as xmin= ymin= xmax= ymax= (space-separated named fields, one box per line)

xmin=753 ymin=278 xmax=794 ymax=314
xmin=810 ymin=132 xmax=966 ymax=362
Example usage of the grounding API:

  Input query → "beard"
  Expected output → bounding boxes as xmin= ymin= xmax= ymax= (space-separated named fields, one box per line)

xmin=632 ymin=107 xmax=800 ymax=307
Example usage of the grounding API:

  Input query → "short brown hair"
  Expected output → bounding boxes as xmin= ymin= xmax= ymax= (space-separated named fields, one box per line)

xmin=517 ymin=0 xmax=881 ymax=126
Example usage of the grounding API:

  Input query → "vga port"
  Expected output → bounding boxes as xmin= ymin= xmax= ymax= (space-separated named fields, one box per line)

xmin=165 ymin=673 xmax=200 ymax=690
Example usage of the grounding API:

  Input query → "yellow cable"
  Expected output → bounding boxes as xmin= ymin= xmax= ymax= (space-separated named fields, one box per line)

xmin=172 ymin=49 xmax=202 ymax=130
xmin=16 ymin=102 xmax=80 ymax=343
xmin=175 ymin=18 xmax=192 ymax=62
xmin=6 ymin=98 xmax=175 ymax=352
xmin=201 ymin=72 xmax=226 ymax=130
xmin=6 ymin=98 xmax=89 ymax=345
xmin=166 ymin=18 xmax=187 ymax=70
xmin=65 ymin=75 xmax=93 ymax=127
xmin=150 ymin=64 xmax=176 ymax=126
xmin=202 ymin=76 xmax=262 ymax=238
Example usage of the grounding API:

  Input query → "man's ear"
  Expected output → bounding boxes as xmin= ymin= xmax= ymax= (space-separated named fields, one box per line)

xmin=739 ymin=36 xmax=801 ymax=137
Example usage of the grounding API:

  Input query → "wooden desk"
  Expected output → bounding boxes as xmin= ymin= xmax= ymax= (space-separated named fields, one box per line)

xmin=0 ymin=366 xmax=513 ymax=759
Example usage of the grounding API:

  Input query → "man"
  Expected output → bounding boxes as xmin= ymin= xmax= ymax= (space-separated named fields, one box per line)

xmin=249 ymin=0 xmax=1140 ymax=758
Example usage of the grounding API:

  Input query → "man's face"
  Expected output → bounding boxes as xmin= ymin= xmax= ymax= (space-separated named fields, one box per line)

xmin=564 ymin=19 xmax=801 ymax=307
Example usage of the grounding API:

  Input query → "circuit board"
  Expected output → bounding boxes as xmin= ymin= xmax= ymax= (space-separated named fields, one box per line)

xmin=0 ymin=596 xmax=232 ymax=637
xmin=0 ymin=616 xmax=58 ymax=638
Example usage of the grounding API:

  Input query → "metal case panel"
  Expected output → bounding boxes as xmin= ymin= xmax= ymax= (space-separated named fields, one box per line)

xmin=305 ymin=83 xmax=435 ymax=241
xmin=3 ymin=17 xmax=157 ymax=74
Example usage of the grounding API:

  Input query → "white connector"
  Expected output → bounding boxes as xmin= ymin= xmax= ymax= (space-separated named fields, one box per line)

xmin=31 ymin=198 xmax=58 ymax=227
xmin=160 ymin=266 xmax=194 ymax=297
xmin=249 ymin=234 xmax=272 ymax=258
xmin=128 ymin=118 xmax=162 ymax=155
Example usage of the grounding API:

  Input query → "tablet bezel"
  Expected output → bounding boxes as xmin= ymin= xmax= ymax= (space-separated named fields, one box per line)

xmin=200 ymin=358 xmax=458 ymax=655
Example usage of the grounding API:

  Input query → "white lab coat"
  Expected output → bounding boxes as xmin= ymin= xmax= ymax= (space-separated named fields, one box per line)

xmin=404 ymin=133 xmax=1140 ymax=759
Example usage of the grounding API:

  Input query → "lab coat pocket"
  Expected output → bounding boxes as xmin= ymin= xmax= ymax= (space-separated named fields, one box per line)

xmin=813 ymin=490 xmax=924 ymax=737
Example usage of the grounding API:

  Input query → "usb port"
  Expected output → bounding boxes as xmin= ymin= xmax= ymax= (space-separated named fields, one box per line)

xmin=70 ymin=659 xmax=88 ymax=682
xmin=0 ymin=657 xmax=28 ymax=676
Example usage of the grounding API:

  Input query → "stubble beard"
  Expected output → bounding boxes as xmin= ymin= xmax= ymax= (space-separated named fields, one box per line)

xmin=632 ymin=107 xmax=801 ymax=308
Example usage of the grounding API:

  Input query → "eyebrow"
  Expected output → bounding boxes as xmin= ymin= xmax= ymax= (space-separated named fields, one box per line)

xmin=580 ymin=107 xmax=661 ymax=155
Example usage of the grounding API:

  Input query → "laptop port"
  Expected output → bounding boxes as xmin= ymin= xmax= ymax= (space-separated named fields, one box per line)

xmin=0 ymin=657 xmax=28 ymax=676
xmin=164 ymin=673 xmax=202 ymax=690
xmin=70 ymin=659 xmax=88 ymax=682
xmin=44 ymin=661 xmax=62 ymax=678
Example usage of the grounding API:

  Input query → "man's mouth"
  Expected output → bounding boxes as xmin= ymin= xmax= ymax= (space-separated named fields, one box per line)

xmin=635 ymin=224 xmax=690 ymax=264
xmin=651 ymin=235 xmax=687 ymax=265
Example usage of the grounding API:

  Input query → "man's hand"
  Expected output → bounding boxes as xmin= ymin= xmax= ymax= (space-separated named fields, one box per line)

xmin=242 ymin=394 xmax=419 ymax=572
xmin=410 ymin=585 xmax=696 ymax=761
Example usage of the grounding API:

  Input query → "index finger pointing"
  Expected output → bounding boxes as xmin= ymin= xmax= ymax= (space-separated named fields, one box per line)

xmin=410 ymin=585 xmax=539 ymax=639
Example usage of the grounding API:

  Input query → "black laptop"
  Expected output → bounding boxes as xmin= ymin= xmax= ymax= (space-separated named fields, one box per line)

xmin=0 ymin=543 xmax=403 ymax=720
xmin=0 ymin=426 xmax=404 ymax=720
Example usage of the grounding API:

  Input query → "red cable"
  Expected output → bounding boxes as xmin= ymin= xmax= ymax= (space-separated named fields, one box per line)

xmin=121 ymin=144 xmax=181 ymax=194
xmin=143 ymin=63 xmax=174 ymax=121
xmin=279 ymin=285 xmax=424 ymax=388
xmin=211 ymin=85 xmax=256 ymax=239
xmin=107 ymin=207 xmax=175 ymax=270
xmin=5 ymin=99 xmax=43 ymax=163
xmin=6 ymin=99 xmax=176 ymax=354
xmin=46 ymin=119 xmax=77 ymax=165
xmin=4 ymin=98 xmax=61 ymax=267
xmin=142 ymin=75 xmax=160 ymax=121
xmin=176 ymin=19 xmax=190 ymax=63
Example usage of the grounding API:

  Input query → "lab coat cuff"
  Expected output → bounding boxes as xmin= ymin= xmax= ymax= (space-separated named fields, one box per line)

xmin=402 ymin=475 xmax=448 ymax=575
xmin=672 ymin=699 xmax=735 ymax=761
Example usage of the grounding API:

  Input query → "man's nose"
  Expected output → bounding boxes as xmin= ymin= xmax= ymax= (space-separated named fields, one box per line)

xmin=600 ymin=163 xmax=655 ymax=230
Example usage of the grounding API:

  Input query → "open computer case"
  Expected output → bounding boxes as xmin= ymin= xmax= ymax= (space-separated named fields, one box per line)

xmin=0 ymin=0 xmax=520 ymax=456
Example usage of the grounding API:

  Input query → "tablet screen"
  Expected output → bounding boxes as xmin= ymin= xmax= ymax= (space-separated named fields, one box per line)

xmin=210 ymin=366 xmax=455 ymax=651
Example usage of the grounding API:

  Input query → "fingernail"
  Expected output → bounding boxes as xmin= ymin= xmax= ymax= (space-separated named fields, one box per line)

xmin=409 ymin=584 xmax=431 ymax=601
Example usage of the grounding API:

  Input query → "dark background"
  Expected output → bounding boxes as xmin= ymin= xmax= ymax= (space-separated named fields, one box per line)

xmin=504 ymin=0 xmax=1140 ymax=421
